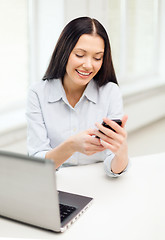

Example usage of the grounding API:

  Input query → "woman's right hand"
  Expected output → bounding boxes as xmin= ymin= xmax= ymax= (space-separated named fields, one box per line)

xmin=46 ymin=129 xmax=106 ymax=169
xmin=69 ymin=129 xmax=106 ymax=156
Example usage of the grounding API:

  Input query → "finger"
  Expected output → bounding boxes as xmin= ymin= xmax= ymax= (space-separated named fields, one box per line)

xmin=100 ymin=139 xmax=112 ymax=149
xmin=93 ymin=128 xmax=114 ymax=142
xmin=86 ymin=145 xmax=106 ymax=153
xmin=103 ymin=116 xmax=128 ymax=132
xmin=102 ymin=118 xmax=122 ymax=133
xmin=94 ymin=122 xmax=126 ymax=143
xmin=93 ymin=129 xmax=106 ymax=140
xmin=121 ymin=115 xmax=128 ymax=128
xmin=90 ymin=136 xmax=103 ymax=146
xmin=100 ymin=139 xmax=120 ymax=153
xmin=95 ymin=121 xmax=117 ymax=137
xmin=86 ymin=128 xmax=97 ymax=136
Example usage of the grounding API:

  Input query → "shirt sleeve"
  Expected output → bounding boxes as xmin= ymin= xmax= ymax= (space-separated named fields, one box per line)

xmin=104 ymin=153 xmax=129 ymax=178
xmin=26 ymin=87 xmax=52 ymax=158
xmin=103 ymin=83 xmax=128 ymax=177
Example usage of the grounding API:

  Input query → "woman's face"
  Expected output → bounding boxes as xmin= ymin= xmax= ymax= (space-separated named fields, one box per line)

xmin=64 ymin=34 xmax=104 ymax=88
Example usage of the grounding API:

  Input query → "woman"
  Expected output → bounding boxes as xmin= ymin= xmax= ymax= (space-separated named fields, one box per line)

xmin=26 ymin=17 xmax=128 ymax=177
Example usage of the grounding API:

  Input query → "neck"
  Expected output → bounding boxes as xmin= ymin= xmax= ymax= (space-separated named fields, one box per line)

xmin=62 ymin=79 xmax=87 ymax=108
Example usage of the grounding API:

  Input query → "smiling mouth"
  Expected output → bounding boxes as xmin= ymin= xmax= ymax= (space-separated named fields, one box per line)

xmin=76 ymin=70 xmax=92 ymax=76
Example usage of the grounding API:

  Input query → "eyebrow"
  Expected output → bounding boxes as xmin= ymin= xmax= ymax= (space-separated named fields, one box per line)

xmin=74 ymin=48 xmax=104 ymax=54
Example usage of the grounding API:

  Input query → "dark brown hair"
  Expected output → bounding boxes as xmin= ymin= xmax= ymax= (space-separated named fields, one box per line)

xmin=43 ymin=17 xmax=118 ymax=86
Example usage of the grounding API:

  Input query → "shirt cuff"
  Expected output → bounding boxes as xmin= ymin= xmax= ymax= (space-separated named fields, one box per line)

xmin=104 ymin=154 xmax=129 ymax=178
xmin=31 ymin=150 xmax=48 ymax=159
xmin=31 ymin=150 xmax=62 ymax=170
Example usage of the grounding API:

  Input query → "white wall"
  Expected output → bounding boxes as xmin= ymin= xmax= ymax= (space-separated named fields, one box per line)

xmin=29 ymin=0 xmax=65 ymax=83
xmin=123 ymin=82 xmax=165 ymax=132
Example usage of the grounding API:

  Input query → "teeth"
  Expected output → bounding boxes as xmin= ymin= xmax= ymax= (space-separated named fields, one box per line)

xmin=77 ymin=70 xmax=91 ymax=76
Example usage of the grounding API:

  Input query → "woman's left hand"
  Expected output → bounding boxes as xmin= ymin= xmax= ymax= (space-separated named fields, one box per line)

xmin=94 ymin=115 xmax=128 ymax=154
xmin=94 ymin=115 xmax=128 ymax=174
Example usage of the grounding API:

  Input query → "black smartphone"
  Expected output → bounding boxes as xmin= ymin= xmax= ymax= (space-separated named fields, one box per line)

xmin=96 ymin=119 xmax=122 ymax=138
xmin=102 ymin=119 xmax=122 ymax=132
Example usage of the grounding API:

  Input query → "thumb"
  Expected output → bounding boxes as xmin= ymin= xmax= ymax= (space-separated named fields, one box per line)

xmin=121 ymin=115 xmax=128 ymax=128
xmin=86 ymin=128 xmax=96 ymax=136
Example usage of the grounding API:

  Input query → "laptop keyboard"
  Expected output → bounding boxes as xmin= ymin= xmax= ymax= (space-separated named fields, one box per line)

xmin=59 ymin=203 xmax=77 ymax=222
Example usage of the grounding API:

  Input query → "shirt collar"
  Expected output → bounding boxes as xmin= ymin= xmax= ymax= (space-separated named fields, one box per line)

xmin=83 ymin=79 xmax=98 ymax=104
xmin=48 ymin=78 xmax=98 ymax=104
xmin=48 ymin=79 xmax=66 ymax=103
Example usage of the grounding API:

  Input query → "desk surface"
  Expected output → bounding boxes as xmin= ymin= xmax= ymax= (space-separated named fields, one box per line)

xmin=1 ymin=152 xmax=165 ymax=240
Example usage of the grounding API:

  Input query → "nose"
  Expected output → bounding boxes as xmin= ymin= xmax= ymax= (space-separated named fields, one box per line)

xmin=82 ymin=57 xmax=92 ymax=70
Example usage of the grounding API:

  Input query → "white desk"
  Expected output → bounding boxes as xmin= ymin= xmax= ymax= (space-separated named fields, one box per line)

xmin=0 ymin=152 xmax=165 ymax=240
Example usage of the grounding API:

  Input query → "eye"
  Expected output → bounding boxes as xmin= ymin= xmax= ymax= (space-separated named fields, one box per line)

xmin=75 ymin=54 xmax=84 ymax=58
xmin=94 ymin=57 xmax=102 ymax=61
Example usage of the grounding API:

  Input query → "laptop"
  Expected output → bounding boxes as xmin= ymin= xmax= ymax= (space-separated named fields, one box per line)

xmin=0 ymin=150 xmax=93 ymax=232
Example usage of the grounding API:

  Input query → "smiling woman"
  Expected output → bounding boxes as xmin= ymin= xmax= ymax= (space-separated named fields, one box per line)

xmin=63 ymin=34 xmax=104 ymax=104
xmin=26 ymin=17 xmax=129 ymax=178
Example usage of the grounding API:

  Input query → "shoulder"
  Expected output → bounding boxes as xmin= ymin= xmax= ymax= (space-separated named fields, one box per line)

xmin=28 ymin=79 xmax=60 ymax=95
xmin=99 ymin=82 xmax=122 ymax=96
xmin=28 ymin=80 xmax=48 ymax=93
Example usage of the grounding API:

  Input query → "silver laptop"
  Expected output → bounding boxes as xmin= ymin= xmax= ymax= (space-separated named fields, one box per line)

xmin=0 ymin=150 xmax=93 ymax=232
